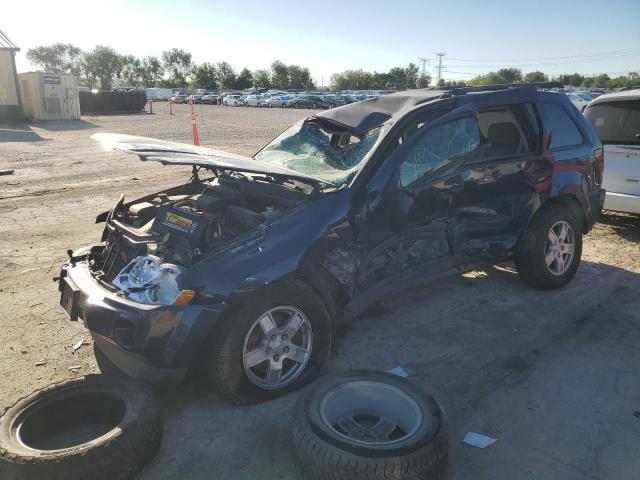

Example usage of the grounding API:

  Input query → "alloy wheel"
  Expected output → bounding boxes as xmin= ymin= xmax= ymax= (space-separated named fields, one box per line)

xmin=319 ymin=380 xmax=423 ymax=446
xmin=242 ymin=306 xmax=313 ymax=390
xmin=545 ymin=220 xmax=575 ymax=276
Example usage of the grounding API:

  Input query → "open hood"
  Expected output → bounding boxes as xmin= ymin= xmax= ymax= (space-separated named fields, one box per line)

xmin=92 ymin=133 xmax=335 ymax=187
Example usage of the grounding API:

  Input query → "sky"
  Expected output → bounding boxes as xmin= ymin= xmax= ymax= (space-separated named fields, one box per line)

xmin=4 ymin=0 xmax=640 ymax=85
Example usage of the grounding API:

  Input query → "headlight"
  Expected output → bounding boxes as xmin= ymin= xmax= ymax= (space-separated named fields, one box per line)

xmin=112 ymin=255 xmax=184 ymax=305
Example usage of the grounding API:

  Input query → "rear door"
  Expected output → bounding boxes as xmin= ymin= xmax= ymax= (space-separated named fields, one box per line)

xmin=585 ymin=99 xmax=640 ymax=196
xmin=447 ymin=102 xmax=550 ymax=256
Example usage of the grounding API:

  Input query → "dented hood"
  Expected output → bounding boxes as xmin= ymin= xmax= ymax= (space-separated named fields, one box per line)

xmin=92 ymin=133 xmax=334 ymax=187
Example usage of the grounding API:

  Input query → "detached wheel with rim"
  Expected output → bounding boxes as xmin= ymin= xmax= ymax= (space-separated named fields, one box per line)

xmin=515 ymin=202 xmax=583 ymax=289
xmin=291 ymin=371 xmax=448 ymax=480
xmin=0 ymin=375 xmax=162 ymax=480
xmin=209 ymin=278 xmax=332 ymax=405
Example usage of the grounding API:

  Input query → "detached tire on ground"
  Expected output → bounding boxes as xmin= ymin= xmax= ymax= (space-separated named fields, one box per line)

xmin=515 ymin=202 xmax=583 ymax=289
xmin=0 ymin=375 xmax=162 ymax=480
xmin=291 ymin=371 xmax=448 ymax=480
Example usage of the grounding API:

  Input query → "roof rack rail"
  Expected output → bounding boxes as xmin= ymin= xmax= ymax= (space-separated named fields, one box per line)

xmin=445 ymin=81 xmax=563 ymax=94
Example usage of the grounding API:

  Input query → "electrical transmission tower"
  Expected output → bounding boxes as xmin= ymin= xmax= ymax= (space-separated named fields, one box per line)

xmin=418 ymin=57 xmax=430 ymax=76
xmin=434 ymin=52 xmax=446 ymax=84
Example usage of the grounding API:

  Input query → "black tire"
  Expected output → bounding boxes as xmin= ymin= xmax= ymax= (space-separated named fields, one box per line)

xmin=515 ymin=202 xmax=583 ymax=289
xmin=312 ymin=102 xmax=318 ymax=109
xmin=208 ymin=278 xmax=332 ymax=405
xmin=0 ymin=375 xmax=162 ymax=480
xmin=291 ymin=371 xmax=448 ymax=480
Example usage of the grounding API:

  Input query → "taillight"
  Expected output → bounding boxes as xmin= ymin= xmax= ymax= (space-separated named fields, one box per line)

xmin=594 ymin=148 xmax=604 ymax=185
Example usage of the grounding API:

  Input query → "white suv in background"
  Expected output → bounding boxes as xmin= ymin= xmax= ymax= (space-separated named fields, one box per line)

xmin=584 ymin=89 xmax=640 ymax=215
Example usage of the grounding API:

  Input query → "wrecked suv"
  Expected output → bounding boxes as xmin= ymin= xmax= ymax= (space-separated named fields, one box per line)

xmin=58 ymin=84 xmax=605 ymax=404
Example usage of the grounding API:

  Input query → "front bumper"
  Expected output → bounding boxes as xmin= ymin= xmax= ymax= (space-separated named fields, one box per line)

xmin=58 ymin=256 xmax=224 ymax=385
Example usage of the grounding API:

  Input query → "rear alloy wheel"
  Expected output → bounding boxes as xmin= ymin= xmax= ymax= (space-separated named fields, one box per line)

xmin=545 ymin=221 xmax=576 ymax=276
xmin=515 ymin=204 xmax=583 ymax=289
xmin=291 ymin=371 xmax=448 ymax=480
xmin=209 ymin=279 xmax=331 ymax=405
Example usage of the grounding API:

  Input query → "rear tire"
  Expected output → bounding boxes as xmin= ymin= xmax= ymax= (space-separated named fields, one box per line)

xmin=208 ymin=278 xmax=332 ymax=405
xmin=515 ymin=203 xmax=583 ymax=289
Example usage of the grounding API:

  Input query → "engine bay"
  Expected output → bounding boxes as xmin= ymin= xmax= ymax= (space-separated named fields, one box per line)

xmin=90 ymin=172 xmax=307 ymax=303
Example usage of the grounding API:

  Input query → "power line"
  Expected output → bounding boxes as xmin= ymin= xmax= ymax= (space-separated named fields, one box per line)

xmin=447 ymin=48 xmax=640 ymax=63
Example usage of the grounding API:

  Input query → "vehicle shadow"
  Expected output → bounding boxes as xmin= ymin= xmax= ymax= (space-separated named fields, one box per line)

xmin=0 ymin=124 xmax=49 ymax=142
xmin=599 ymin=211 xmax=640 ymax=242
xmin=144 ymin=258 xmax=640 ymax=480
xmin=30 ymin=119 xmax=102 ymax=132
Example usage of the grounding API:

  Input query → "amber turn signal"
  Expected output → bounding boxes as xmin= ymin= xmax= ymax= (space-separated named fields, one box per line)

xmin=174 ymin=290 xmax=195 ymax=305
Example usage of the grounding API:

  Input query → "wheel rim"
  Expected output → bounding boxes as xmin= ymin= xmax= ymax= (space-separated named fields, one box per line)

xmin=242 ymin=305 xmax=313 ymax=390
xmin=545 ymin=220 xmax=575 ymax=276
xmin=319 ymin=381 xmax=423 ymax=446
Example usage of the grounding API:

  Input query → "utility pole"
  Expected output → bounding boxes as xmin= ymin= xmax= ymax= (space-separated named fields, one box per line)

xmin=418 ymin=57 xmax=429 ymax=76
xmin=434 ymin=52 xmax=446 ymax=85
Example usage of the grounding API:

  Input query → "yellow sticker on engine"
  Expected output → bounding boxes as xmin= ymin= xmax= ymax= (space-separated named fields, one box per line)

xmin=163 ymin=212 xmax=195 ymax=233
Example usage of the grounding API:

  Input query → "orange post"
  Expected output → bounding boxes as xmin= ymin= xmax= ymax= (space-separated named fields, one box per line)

xmin=148 ymin=98 xmax=153 ymax=114
xmin=169 ymin=99 xmax=174 ymax=115
xmin=189 ymin=100 xmax=200 ymax=146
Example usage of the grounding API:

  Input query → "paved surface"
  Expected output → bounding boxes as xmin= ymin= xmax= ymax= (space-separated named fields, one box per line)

xmin=1 ymin=104 xmax=639 ymax=479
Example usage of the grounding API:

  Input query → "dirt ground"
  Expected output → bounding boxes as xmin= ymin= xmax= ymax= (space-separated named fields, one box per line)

xmin=1 ymin=104 xmax=639 ymax=479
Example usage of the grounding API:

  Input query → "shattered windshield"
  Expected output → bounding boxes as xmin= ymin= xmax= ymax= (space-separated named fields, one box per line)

xmin=255 ymin=120 xmax=384 ymax=186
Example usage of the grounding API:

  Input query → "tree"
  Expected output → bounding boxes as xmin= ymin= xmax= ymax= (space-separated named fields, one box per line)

xmin=120 ymin=55 xmax=142 ymax=86
xmin=287 ymin=65 xmax=314 ymax=89
xmin=405 ymin=63 xmax=419 ymax=89
xmin=162 ymin=49 xmax=193 ymax=87
xmin=26 ymin=43 xmax=82 ymax=76
xmin=252 ymin=69 xmax=271 ymax=89
xmin=416 ymin=73 xmax=431 ymax=88
xmin=467 ymin=68 xmax=522 ymax=86
xmin=271 ymin=60 xmax=289 ymax=89
xmin=191 ymin=63 xmax=218 ymax=90
xmin=592 ymin=74 xmax=611 ymax=88
xmin=555 ymin=73 xmax=584 ymax=87
xmin=523 ymin=70 xmax=548 ymax=83
xmin=81 ymin=46 xmax=121 ymax=90
xmin=234 ymin=68 xmax=253 ymax=90
xmin=216 ymin=61 xmax=236 ymax=90
xmin=140 ymin=56 xmax=162 ymax=87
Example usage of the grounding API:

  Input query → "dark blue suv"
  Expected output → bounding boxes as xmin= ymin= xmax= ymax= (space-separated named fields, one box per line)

xmin=58 ymin=83 xmax=605 ymax=404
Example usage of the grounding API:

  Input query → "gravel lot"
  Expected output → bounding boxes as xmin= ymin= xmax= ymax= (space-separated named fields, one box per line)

xmin=1 ymin=104 xmax=639 ymax=479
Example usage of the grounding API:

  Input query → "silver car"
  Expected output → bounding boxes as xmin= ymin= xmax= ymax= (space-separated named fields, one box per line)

xmin=265 ymin=95 xmax=293 ymax=108
xmin=223 ymin=95 xmax=245 ymax=107
xmin=245 ymin=95 xmax=267 ymax=107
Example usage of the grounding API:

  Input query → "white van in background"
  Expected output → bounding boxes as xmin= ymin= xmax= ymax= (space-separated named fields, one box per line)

xmin=584 ymin=89 xmax=640 ymax=215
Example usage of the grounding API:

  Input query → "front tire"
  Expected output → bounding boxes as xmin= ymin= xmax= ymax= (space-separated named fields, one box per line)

xmin=208 ymin=278 xmax=332 ymax=405
xmin=515 ymin=203 xmax=583 ymax=289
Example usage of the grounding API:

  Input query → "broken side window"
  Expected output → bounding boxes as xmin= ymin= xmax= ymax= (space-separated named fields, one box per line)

xmin=399 ymin=116 xmax=480 ymax=187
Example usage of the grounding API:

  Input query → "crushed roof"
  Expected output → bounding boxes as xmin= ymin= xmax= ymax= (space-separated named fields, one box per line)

xmin=315 ymin=89 xmax=448 ymax=135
